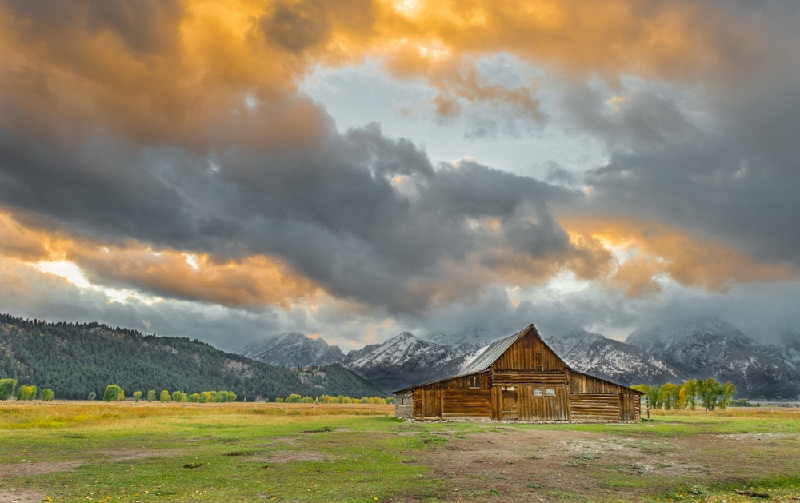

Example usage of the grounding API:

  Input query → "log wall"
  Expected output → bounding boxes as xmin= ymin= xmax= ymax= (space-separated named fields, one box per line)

xmin=442 ymin=389 xmax=491 ymax=418
xmin=568 ymin=394 xmax=621 ymax=422
xmin=493 ymin=371 xmax=567 ymax=386
xmin=569 ymin=371 xmax=629 ymax=395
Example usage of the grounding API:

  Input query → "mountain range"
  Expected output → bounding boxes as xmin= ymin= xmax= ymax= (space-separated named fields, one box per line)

xmin=0 ymin=314 xmax=383 ymax=400
xmin=237 ymin=318 xmax=800 ymax=398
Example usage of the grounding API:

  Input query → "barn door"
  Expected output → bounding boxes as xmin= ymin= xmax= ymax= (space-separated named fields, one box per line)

xmin=619 ymin=394 xmax=635 ymax=422
xmin=521 ymin=386 xmax=569 ymax=421
xmin=423 ymin=389 xmax=442 ymax=419
xmin=502 ymin=388 xmax=518 ymax=420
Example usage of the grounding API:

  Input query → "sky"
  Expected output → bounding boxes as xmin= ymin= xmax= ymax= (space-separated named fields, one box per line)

xmin=1 ymin=0 xmax=800 ymax=351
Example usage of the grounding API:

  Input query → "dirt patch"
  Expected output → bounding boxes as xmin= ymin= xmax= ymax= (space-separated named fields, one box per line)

xmin=417 ymin=427 xmax=800 ymax=502
xmin=254 ymin=436 xmax=298 ymax=448
xmin=108 ymin=449 xmax=176 ymax=462
xmin=0 ymin=450 xmax=174 ymax=477
xmin=0 ymin=488 xmax=46 ymax=503
xmin=714 ymin=432 xmax=799 ymax=441
xmin=247 ymin=451 xmax=336 ymax=463
xmin=0 ymin=461 xmax=82 ymax=476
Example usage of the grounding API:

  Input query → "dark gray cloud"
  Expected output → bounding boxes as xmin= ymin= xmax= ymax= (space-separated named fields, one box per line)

xmin=0 ymin=101 xmax=590 ymax=314
xmin=256 ymin=0 xmax=374 ymax=55
xmin=580 ymin=74 xmax=800 ymax=267
xmin=5 ymin=0 xmax=185 ymax=55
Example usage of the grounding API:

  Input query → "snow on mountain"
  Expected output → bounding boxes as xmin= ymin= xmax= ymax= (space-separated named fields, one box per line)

xmin=421 ymin=327 xmax=505 ymax=356
xmin=238 ymin=320 xmax=800 ymax=399
xmin=343 ymin=332 xmax=468 ymax=392
xmin=627 ymin=317 xmax=800 ymax=398
xmin=779 ymin=331 xmax=800 ymax=368
xmin=239 ymin=333 xmax=345 ymax=368
xmin=544 ymin=328 xmax=685 ymax=386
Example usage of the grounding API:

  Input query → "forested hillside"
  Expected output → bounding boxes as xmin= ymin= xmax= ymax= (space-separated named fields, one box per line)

xmin=0 ymin=314 xmax=383 ymax=400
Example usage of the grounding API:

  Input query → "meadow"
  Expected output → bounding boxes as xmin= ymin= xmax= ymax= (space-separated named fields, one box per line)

xmin=1 ymin=402 xmax=799 ymax=503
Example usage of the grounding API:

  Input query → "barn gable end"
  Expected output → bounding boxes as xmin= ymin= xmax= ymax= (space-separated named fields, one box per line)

xmin=395 ymin=324 xmax=643 ymax=423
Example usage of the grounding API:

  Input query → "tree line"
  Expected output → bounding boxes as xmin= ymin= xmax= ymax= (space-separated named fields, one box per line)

xmin=0 ymin=314 xmax=383 ymax=400
xmin=2 ymin=378 xmax=394 ymax=406
xmin=0 ymin=378 xmax=55 ymax=401
xmin=102 ymin=385 xmax=238 ymax=403
xmin=632 ymin=378 xmax=736 ymax=411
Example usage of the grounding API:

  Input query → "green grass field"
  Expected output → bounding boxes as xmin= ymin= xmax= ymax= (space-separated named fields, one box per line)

xmin=1 ymin=402 xmax=799 ymax=502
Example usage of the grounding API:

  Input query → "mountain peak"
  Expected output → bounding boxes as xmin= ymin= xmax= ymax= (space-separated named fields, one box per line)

xmin=239 ymin=332 xmax=345 ymax=368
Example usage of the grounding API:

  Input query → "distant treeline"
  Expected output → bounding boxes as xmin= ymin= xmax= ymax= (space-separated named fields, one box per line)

xmin=0 ymin=314 xmax=383 ymax=400
xmin=632 ymin=378 xmax=736 ymax=411
xmin=2 ymin=379 xmax=395 ymax=406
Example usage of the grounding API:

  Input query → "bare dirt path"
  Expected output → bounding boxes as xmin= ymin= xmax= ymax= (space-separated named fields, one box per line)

xmin=0 ymin=489 xmax=45 ymax=503
xmin=416 ymin=427 xmax=800 ymax=502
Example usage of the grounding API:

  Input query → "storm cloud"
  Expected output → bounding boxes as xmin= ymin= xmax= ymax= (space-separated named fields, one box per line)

xmin=1 ymin=0 xmax=799 ymax=346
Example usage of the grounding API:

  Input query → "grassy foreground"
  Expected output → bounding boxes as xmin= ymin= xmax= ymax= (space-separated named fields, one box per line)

xmin=0 ymin=402 xmax=799 ymax=502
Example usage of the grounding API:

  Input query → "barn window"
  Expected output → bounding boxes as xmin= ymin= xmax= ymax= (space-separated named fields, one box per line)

xmin=534 ymin=388 xmax=543 ymax=396
xmin=545 ymin=388 xmax=555 ymax=396
xmin=469 ymin=375 xmax=480 ymax=388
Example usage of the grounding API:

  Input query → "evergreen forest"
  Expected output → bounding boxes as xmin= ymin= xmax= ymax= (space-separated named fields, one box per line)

xmin=0 ymin=314 xmax=383 ymax=400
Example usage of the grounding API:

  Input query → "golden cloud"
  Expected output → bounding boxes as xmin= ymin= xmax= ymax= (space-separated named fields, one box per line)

xmin=0 ymin=212 xmax=318 ymax=309
xmin=0 ymin=0 xmax=767 ymax=147
xmin=562 ymin=217 xmax=800 ymax=297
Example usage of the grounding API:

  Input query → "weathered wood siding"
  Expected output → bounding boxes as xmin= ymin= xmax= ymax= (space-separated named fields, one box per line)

xmin=493 ymin=371 xmax=567 ymax=386
xmin=422 ymin=389 xmax=442 ymax=418
xmin=568 ymin=394 xmax=621 ymax=422
xmin=569 ymin=371 xmax=628 ymax=394
xmin=414 ymin=372 xmax=491 ymax=391
xmin=412 ymin=372 xmax=491 ymax=419
xmin=619 ymin=393 xmax=640 ymax=422
xmin=442 ymin=390 xmax=491 ymax=418
xmin=413 ymin=388 xmax=423 ymax=418
xmin=490 ymin=386 xmax=503 ymax=420
xmin=517 ymin=385 xmax=569 ymax=421
xmin=492 ymin=330 xmax=566 ymax=371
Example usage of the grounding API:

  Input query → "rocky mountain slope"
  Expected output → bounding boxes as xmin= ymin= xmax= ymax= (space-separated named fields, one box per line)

xmin=239 ymin=333 xmax=345 ymax=368
xmin=342 ymin=332 xmax=471 ymax=392
xmin=627 ymin=317 xmax=800 ymax=398
xmin=544 ymin=329 xmax=685 ymax=386
xmin=420 ymin=327 xmax=505 ymax=356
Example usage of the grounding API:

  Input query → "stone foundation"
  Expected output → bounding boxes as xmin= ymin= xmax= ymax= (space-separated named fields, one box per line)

xmin=394 ymin=390 xmax=413 ymax=419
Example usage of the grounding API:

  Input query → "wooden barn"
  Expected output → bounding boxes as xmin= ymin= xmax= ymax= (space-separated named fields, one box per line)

xmin=394 ymin=324 xmax=644 ymax=423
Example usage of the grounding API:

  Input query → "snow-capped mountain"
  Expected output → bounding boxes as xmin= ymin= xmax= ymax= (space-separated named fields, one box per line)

xmin=627 ymin=317 xmax=800 ymax=398
xmin=343 ymin=332 xmax=470 ymax=392
xmin=780 ymin=331 xmax=800 ymax=368
xmin=544 ymin=329 xmax=685 ymax=386
xmin=238 ymin=320 xmax=800 ymax=398
xmin=239 ymin=333 xmax=345 ymax=368
xmin=421 ymin=327 xmax=505 ymax=356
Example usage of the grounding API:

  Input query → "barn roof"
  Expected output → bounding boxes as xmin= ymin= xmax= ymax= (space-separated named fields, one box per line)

xmin=456 ymin=325 xmax=529 ymax=376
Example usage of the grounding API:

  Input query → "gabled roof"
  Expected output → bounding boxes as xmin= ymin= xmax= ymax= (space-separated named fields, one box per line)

xmin=456 ymin=325 xmax=530 ymax=376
